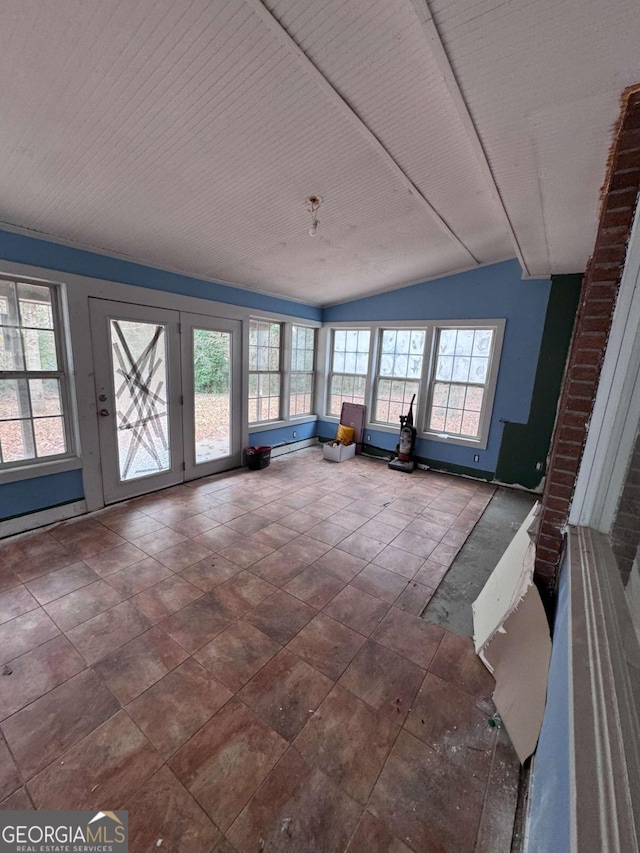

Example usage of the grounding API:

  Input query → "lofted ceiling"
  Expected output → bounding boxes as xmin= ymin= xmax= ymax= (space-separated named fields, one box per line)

xmin=0 ymin=0 xmax=638 ymax=306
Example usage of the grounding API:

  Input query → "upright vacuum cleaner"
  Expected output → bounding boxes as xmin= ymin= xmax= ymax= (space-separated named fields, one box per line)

xmin=388 ymin=394 xmax=417 ymax=473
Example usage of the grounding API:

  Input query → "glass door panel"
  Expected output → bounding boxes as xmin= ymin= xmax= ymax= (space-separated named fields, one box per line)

xmin=110 ymin=319 xmax=171 ymax=481
xmin=193 ymin=329 xmax=231 ymax=463
xmin=90 ymin=301 xmax=241 ymax=504
xmin=90 ymin=299 xmax=183 ymax=504
xmin=182 ymin=313 xmax=242 ymax=479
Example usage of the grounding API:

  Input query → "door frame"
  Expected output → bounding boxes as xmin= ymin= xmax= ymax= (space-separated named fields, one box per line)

xmin=181 ymin=312 xmax=243 ymax=480
xmin=89 ymin=298 xmax=184 ymax=504
xmin=0 ymin=256 xmax=320 ymax=515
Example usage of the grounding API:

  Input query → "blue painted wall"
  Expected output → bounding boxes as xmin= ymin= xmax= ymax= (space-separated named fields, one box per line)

xmin=0 ymin=230 xmax=321 ymax=522
xmin=0 ymin=237 xmax=552 ymax=521
xmin=322 ymin=260 xmax=551 ymax=474
xmin=525 ymin=558 xmax=571 ymax=851
xmin=0 ymin=469 xmax=84 ymax=521
xmin=248 ymin=419 xmax=317 ymax=448
xmin=0 ymin=229 xmax=322 ymax=321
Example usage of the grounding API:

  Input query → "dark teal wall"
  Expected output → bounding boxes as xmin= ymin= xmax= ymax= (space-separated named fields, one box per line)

xmin=495 ymin=274 xmax=582 ymax=488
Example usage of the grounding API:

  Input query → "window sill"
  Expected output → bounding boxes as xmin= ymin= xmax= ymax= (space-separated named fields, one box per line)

xmin=418 ymin=431 xmax=487 ymax=450
xmin=322 ymin=417 xmax=488 ymax=450
xmin=248 ymin=415 xmax=318 ymax=433
xmin=248 ymin=420 xmax=285 ymax=433
xmin=367 ymin=422 xmax=402 ymax=435
xmin=289 ymin=414 xmax=318 ymax=424
xmin=0 ymin=456 xmax=83 ymax=486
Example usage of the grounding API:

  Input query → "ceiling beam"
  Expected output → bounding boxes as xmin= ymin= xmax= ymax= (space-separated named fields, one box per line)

xmin=408 ymin=0 xmax=532 ymax=277
xmin=246 ymin=0 xmax=479 ymax=266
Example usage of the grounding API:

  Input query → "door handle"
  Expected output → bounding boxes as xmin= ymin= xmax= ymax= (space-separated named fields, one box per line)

xmin=99 ymin=409 xmax=110 ymax=417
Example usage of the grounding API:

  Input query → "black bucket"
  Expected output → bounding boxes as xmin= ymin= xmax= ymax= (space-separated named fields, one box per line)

xmin=245 ymin=445 xmax=271 ymax=470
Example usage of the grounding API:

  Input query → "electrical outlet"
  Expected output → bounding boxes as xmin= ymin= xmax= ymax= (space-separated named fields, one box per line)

xmin=473 ymin=454 xmax=480 ymax=463
xmin=366 ymin=434 xmax=371 ymax=442
xmin=292 ymin=431 xmax=297 ymax=438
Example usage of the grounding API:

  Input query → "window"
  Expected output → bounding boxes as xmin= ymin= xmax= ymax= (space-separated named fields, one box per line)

xmin=0 ymin=277 xmax=72 ymax=468
xmin=427 ymin=327 xmax=495 ymax=439
xmin=374 ymin=329 xmax=425 ymax=424
xmin=328 ymin=329 xmax=370 ymax=416
xmin=248 ymin=319 xmax=281 ymax=423
xmin=323 ymin=320 xmax=502 ymax=447
xmin=290 ymin=325 xmax=315 ymax=416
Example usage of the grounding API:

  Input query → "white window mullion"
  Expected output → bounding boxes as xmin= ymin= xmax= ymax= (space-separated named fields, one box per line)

xmin=290 ymin=325 xmax=316 ymax=417
xmin=372 ymin=328 xmax=426 ymax=426
xmin=248 ymin=318 xmax=282 ymax=425
xmin=327 ymin=328 xmax=371 ymax=416
xmin=417 ymin=324 xmax=436 ymax=433
xmin=282 ymin=323 xmax=292 ymax=420
xmin=423 ymin=321 xmax=504 ymax=447
xmin=0 ymin=276 xmax=73 ymax=470
xmin=366 ymin=325 xmax=380 ymax=425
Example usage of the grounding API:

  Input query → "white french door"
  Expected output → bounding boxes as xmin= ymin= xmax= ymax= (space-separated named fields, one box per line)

xmin=181 ymin=312 xmax=242 ymax=480
xmin=90 ymin=299 xmax=241 ymax=505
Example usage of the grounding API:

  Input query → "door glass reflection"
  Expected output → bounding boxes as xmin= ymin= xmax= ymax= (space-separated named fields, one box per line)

xmin=193 ymin=329 xmax=231 ymax=463
xmin=110 ymin=319 xmax=170 ymax=481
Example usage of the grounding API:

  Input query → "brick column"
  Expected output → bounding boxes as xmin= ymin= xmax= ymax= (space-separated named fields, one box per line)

xmin=534 ymin=88 xmax=640 ymax=604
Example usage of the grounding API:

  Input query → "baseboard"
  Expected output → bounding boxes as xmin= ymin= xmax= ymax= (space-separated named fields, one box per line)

xmin=0 ymin=499 xmax=88 ymax=539
xmin=270 ymin=437 xmax=318 ymax=458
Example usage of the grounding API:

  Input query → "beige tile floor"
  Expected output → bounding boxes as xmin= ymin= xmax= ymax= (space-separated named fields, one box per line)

xmin=0 ymin=446 xmax=519 ymax=852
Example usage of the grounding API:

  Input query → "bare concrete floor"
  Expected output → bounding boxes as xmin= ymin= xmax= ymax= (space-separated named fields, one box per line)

xmin=423 ymin=486 xmax=538 ymax=637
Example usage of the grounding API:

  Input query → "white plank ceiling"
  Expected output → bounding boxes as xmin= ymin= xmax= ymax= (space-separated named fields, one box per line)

xmin=0 ymin=0 xmax=638 ymax=305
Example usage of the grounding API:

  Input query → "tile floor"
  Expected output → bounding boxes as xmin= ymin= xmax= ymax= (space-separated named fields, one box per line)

xmin=0 ymin=447 xmax=519 ymax=852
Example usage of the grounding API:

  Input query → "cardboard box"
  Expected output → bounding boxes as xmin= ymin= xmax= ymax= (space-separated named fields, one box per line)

xmin=472 ymin=503 xmax=551 ymax=763
xmin=322 ymin=442 xmax=356 ymax=463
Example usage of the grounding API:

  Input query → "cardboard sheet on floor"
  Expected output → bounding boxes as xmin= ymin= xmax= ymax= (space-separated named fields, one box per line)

xmin=339 ymin=402 xmax=365 ymax=454
xmin=472 ymin=503 xmax=552 ymax=763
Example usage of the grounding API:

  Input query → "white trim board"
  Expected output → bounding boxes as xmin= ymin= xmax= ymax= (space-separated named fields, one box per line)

xmin=0 ymin=259 xmax=323 ymax=327
xmin=567 ymin=527 xmax=640 ymax=851
xmin=0 ymin=500 xmax=88 ymax=539
xmin=0 ymin=456 xmax=82 ymax=485
xmin=269 ymin=437 xmax=318 ymax=458
xmin=570 ymin=203 xmax=640 ymax=531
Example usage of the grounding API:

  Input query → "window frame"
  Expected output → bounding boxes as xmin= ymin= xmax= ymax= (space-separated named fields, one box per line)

xmin=326 ymin=327 xmax=373 ymax=418
xmin=0 ymin=274 xmax=76 ymax=475
xmin=289 ymin=324 xmax=317 ymax=419
xmin=248 ymin=317 xmax=284 ymax=426
xmin=421 ymin=320 xmax=504 ymax=449
xmin=322 ymin=319 xmax=505 ymax=450
xmin=371 ymin=327 xmax=428 ymax=429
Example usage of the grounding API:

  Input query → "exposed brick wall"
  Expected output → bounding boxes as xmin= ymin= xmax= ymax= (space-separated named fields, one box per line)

xmin=610 ymin=425 xmax=640 ymax=585
xmin=534 ymin=89 xmax=640 ymax=603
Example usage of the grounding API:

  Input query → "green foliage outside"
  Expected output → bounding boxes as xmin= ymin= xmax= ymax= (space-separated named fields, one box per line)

xmin=193 ymin=330 xmax=230 ymax=394
xmin=37 ymin=329 xmax=57 ymax=371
